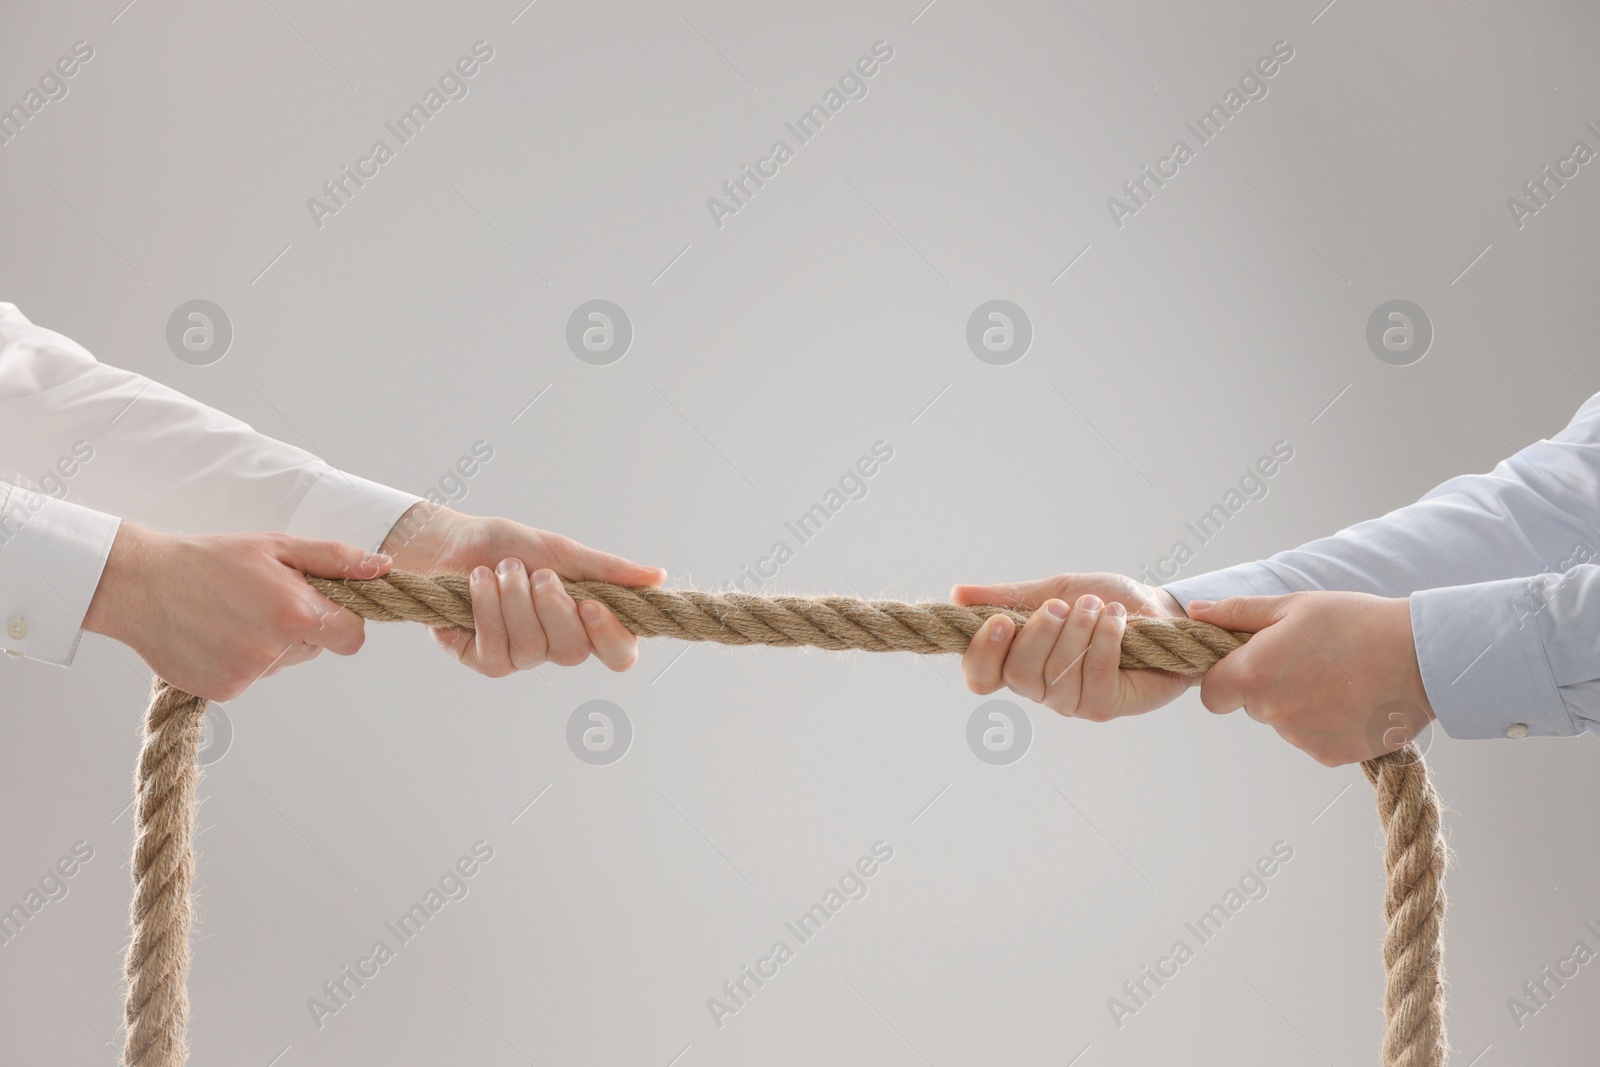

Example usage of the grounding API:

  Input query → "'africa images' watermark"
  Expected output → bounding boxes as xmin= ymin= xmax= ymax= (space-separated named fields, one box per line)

xmin=1507 ymin=916 xmax=1600 ymax=1030
xmin=1506 ymin=120 xmax=1600 ymax=230
xmin=967 ymin=699 xmax=1032 ymax=765
xmin=306 ymin=42 xmax=495 ymax=230
xmin=567 ymin=699 xmax=632 ymax=765
xmin=0 ymin=40 xmax=94 ymax=149
xmin=705 ymin=41 xmax=895 ymax=230
xmin=306 ymin=841 xmax=494 ymax=1030
xmin=705 ymin=840 xmax=895 ymax=1029
xmin=728 ymin=440 xmax=894 ymax=592
xmin=0 ymin=841 xmax=94 ymax=948
xmin=1106 ymin=40 xmax=1295 ymax=229
xmin=1135 ymin=440 xmax=1295 ymax=585
xmin=566 ymin=300 xmax=633 ymax=366
xmin=1107 ymin=841 xmax=1294 ymax=1028
xmin=166 ymin=300 xmax=233 ymax=366
xmin=0 ymin=441 xmax=97 ymax=550
xmin=967 ymin=300 xmax=1032 ymax=366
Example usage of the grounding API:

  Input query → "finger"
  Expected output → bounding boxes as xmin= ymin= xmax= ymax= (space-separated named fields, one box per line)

xmin=1074 ymin=601 xmax=1126 ymax=720
xmin=546 ymin=536 xmax=667 ymax=587
xmin=494 ymin=558 xmax=547 ymax=670
xmin=301 ymin=593 xmax=367 ymax=656
xmin=277 ymin=537 xmax=393 ymax=581
xmin=961 ymin=614 xmax=1015 ymax=694
xmin=1186 ymin=595 xmax=1290 ymax=634
xmin=1198 ymin=650 xmax=1251 ymax=716
xmin=532 ymin=568 xmax=590 ymax=666
xmin=577 ymin=600 xmax=640 ymax=671
xmin=1039 ymin=594 xmax=1103 ymax=714
xmin=950 ymin=577 xmax=1063 ymax=609
xmin=1000 ymin=598 xmax=1071 ymax=703
xmin=470 ymin=566 xmax=515 ymax=677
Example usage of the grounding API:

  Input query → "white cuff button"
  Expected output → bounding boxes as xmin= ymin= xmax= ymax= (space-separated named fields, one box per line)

xmin=1505 ymin=723 xmax=1529 ymax=739
xmin=6 ymin=618 xmax=28 ymax=640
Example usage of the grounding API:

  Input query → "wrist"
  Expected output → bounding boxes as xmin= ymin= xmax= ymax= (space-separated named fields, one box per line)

xmin=1394 ymin=597 xmax=1437 ymax=723
xmin=1154 ymin=588 xmax=1185 ymax=618
xmin=83 ymin=523 xmax=162 ymax=643
xmin=380 ymin=504 xmax=489 ymax=572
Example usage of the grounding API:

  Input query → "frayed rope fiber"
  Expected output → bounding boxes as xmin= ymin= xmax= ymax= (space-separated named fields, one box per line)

xmin=123 ymin=571 xmax=1446 ymax=1067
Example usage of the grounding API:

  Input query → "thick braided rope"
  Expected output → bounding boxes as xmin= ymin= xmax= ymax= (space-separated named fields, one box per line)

xmin=125 ymin=572 xmax=1446 ymax=1067
xmin=1364 ymin=746 xmax=1448 ymax=1066
xmin=125 ymin=678 xmax=205 ymax=1067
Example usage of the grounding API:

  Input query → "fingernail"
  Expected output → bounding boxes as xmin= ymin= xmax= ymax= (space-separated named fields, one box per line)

xmin=579 ymin=600 xmax=602 ymax=622
xmin=472 ymin=566 xmax=491 ymax=582
xmin=533 ymin=569 xmax=555 ymax=588
xmin=1188 ymin=599 xmax=1212 ymax=611
xmin=496 ymin=558 xmax=518 ymax=578
xmin=989 ymin=616 xmax=1012 ymax=642
xmin=1107 ymin=601 xmax=1127 ymax=618
xmin=1080 ymin=594 xmax=1102 ymax=612
xmin=1045 ymin=599 xmax=1069 ymax=621
xmin=370 ymin=553 xmax=392 ymax=567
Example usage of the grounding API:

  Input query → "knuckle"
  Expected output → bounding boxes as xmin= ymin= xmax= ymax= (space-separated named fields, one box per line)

xmin=269 ymin=600 xmax=304 ymax=632
xmin=1235 ymin=664 xmax=1269 ymax=694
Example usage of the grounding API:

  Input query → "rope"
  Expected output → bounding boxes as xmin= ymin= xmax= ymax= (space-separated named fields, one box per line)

xmin=123 ymin=572 xmax=1447 ymax=1066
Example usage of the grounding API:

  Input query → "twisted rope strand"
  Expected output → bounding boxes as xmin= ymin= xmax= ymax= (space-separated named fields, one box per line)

xmin=124 ymin=679 xmax=205 ymax=1067
xmin=124 ymin=572 xmax=1447 ymax=1067
xmin=307 ymin=572 xmax=1259 ymax=667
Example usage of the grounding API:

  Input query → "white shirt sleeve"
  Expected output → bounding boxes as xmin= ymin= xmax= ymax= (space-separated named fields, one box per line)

xmin=0 ymin=485 xmax=120 ymax=666
xmin=0 ymin=303 xmax=421 ymax=666
xmin=1163 ymin=391 xmax=1600 ymax=741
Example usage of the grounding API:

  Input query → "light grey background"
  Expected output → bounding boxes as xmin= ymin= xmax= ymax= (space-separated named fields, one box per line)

xmin=2 ymin=0 xmax=1598 ymax=1063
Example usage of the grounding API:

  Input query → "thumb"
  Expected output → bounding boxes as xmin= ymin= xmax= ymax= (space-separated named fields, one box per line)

xmin=550 ymin=537 xmax=666 ymax=587
xmin=950 ymin=577 xmax=1063 ymax=609
xmin=277 ymin=537 xmax=394 ymax=581
xmin=1186 ymin=594 xmax=1290 ymax=634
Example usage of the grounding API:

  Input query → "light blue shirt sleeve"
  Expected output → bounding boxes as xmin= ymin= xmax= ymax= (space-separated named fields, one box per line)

xmin=1163 ymin=391 xmax=1600 ymax=741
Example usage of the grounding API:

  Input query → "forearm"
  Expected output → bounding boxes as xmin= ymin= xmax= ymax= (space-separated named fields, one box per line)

xmin=1167 ymin=392 xmax=1600 ymax=608
xmin=0 ymin=304 xmax=418 ymax=549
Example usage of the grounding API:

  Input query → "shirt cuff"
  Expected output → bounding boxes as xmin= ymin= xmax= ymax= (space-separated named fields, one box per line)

xmin=283 ymin=469 xmax=421 ymax=554
xmin=0 ymin=486 xmax=121 ymax=666
xmin=1161 ymin=560 xmax=1298 ymax=610
xmin=1410 ymin=578 xmax=1578 ymax=740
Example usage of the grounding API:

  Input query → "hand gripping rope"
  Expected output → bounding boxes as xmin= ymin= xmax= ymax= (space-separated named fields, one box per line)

xmin=123 ymin=572 xmax=1447 ymax=1067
